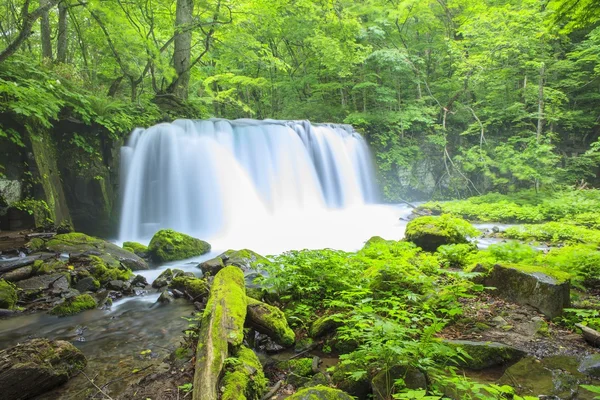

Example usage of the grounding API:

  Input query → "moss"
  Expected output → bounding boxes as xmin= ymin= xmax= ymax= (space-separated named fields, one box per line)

xmin=405 ymin=214 xmax=480 ymax=251
xmin=170 ymin=276 xmax=209 ymax=299
xmin=0 ymin=279 xmax=18 ymax=309
xmin=148 ymin=229 xmax=211 ymax=262
xmin=309 ymin=315 xmax=343 ymax=338
xmin=287 ymin=385 xmax=354 ymax=399
xmin=445 ymin=340 xmax=525 ymax=370
xmin=88 ymin=255 xmax=133 ymax=283
xmin=246 ymin=296 xmax=295 ymax=346
xmin=50 ymin=294 xmax=97 ymax=316
xmin=221 ymin=249 xmax=272 ymax=271
xmin=277 ymin=358 xmax=314 ymax=377
xmin=32 ymin=259 xmax=67 ymax=275
xmin=46 ymin=232 xmax=101 ymax=252
xmin=26 ymin=237 xmax=46 ymax=252
xmin=221 ymin=346 xmax=267 ymax=400
xmin=477 ymin=262 xmax=571 ymax=284
xmin=122 ymin=241 xmax=148 ymax=256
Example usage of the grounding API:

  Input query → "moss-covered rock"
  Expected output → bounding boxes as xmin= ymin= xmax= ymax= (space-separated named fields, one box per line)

xmin=371 ymin=365 xmax=427 ymax=400
xmin=88 ymin=255 xmax=134 ymax=284
xmin=199 ymin=248 xmax=270 ymax=275
xmin=122 ymin=241 xmax=148 ymax=258
xmin=26 ymin=237 xmax=46 ymax=253
xmin=50 ymin=293 xmax=97 ymax=316
xmin=405 ymin=214 xmax=480 ymax=251
xmin=246 ymin=296 xmax=295 ymax=347
xmin=221 ymin=346 xmax=267 ymax=400
xmin=0 ymin=338 xmax=86 ymax=400
xmin=45 ymin=232 xmax=148 ymax=270
xmin=476 ymin=263 xmax=571 ymax=318
xmin=287 ymin=385 xmax=354 ymax=400
xmin=444 ymin=340 xmax=525 ymax=370
xmin=277 ymin=358 xmax=314 ymax=378
xmin=32 ymin=258 xmax=67 ymax=275
xmin=309 ymin=315 xmax=343 ymax=338
xmin=170 ymin=276 xmax=209 ymax=299
xmin=0 ymin=279 xmax=18 ymax=309
xmin=148 ymin=229 xmax=211 ymax=262
xmin=331 ymin=363 xmax=371 ymax=399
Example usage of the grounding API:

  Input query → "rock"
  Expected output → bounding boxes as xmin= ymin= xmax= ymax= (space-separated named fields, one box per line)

xmin=0 ymin=309 xmax=16 ymax=317
xmin=122 ymin=241 xmax=149 ymax=258
xmin=371 ymin=365 xmax=427 ymax=399
xmin=132 ymin=274 xmax=148 ymax=287
xmin=16 ymin=273 xmax=69 ymax=297
xmin=0 ymin=279 xmax=18 ymax=309
xmin=246 ymin=296 xmax=295 ymax=347
xmin=499 ymin=356 xmax=593 ymax=399
xmin=152 ymin=268 xmax=173 ymax=288
xmin=577 ymin=324 xmax=600 ymax=347
xmin=198 ymin=249 xmax=271 ymax=275
xmin=277 ymin=358 xmax=314 ymax=378
xmin=50 ymin=294 xmax=97 ymax=316
xmin=444 ymin=340 xmax=525 ymax=370
xmin=287 ymin=385 xmax=354 ymax=399
xmin=404 ymin=215 xmax=479 ymax=252
xmin=491 ymin=316 xmax=508 ymax=327
xmin=477 ymin=264 xmax=570 ymax=318
xmin=579 ymin=354 xmax=600 ymax=378
xmin=492 ymin=226 xmax=500 ymax=233
xmin=157 ymin=290 xmax=174 ymax=304
xmin=331 ymin=363 xmax=372 ymax=399
xmin=74 ymin=276 xmax=99 ymax=292
xmin=56 ymin=220 xmax=74 ymax=234
xmin=309 ymin=315 xmax=343 ymax=338
xmin=220 ymin=346 xmax=266 ymax=400
xmin=0 ymin=253 xmax=57 ymax=274
xmin=192 ymin=266 xmax=247 ymax=399
xmin=295 ymin=337 xmax=315 ymax=353
xmin=45 ymin=233 xmax=148 ymax=271
xmin=169 ymin=276 xmax=209 ymax=300
xmin=107 ymin=280 xmax=125 ymax=290
xmin=303 ymin=372 xmax=330 ymax=388
xmin=148 ymin=229 xmax=211 ymax=262
xmin=0 ymin=338 xmax=86 ymax=400
xmin=1 ymin=266 xmax=34 ymax=282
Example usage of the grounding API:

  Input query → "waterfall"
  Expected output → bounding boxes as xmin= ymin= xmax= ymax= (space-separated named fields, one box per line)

xmin=118 ymin=119 xmax=378 ymax=243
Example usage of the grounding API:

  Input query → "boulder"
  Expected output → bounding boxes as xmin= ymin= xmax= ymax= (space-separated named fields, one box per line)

xmin=287 ymin=385 xmax=354 ymax=400
xmin=45 ymin=233 xmax=148 ymax=271
xmin=198 ymin=249 xmax=270 ymax=275
xmin=477 ymin=264 xmax=570 ymax=318
xmin=50 ymin=294 xmax=97 ymax=316
xmin=0 ymin=279 xmax=18 ymax=309
xmin=122 ymin=241 xmax=149 ymax=258
xmin=148 ymin=229 xmax=210 ymax=262
xmin=404 ymin=215 xmax=479 ymax=251
xmin=0 ymin=338 xmax=86 ymax=400
xmin=169 ymin=276 xmax=209 ymax=300
xmin=331 ymin=363 xmax=371 ymax=399
xmin=309 ymin=315 xmax=343 ymax=338
xmin=579 ymin=354 xmax=600 ymax=378
xmin=246 ymin=296 xmax=295 ymax=347
xmin=157 ymin=290 xmax=174 ymax=304
xmin=1 ymin=266 xmax=34 ymax=282
xmin=152 ymin=268 xmax=174 ymax=288
xmin=16 ymin=273 xmax=70 ymax=296
xmin=371 ymin=365 xmax=427 ymax=400
xmin=499 ymin=356 xmax=594 ymax=399
xmin=444 ymin=340 xmax=525 ymax=370
xmin=74 ymin=276 xmax=100 ymax=293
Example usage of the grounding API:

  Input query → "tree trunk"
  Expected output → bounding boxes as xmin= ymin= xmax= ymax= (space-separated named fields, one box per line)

xmin=40 ymin=0 xmax=53 ymax=60
xmin=56 ymin=1 xmax=68 ymax=63
xmin=172 ymin=0 xmax=193 ymax=100
xmin=536 ymin=62 xmax=545 ymax=142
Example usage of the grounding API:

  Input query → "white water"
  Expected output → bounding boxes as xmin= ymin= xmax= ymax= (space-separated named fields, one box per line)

xmin=119 ymin=119 xmax=406 ymax=254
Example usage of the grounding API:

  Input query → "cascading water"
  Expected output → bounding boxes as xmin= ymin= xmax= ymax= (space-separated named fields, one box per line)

xmin=119 ymin=119 xmax=405 ymax=253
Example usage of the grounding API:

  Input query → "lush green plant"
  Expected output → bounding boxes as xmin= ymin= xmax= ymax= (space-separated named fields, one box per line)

xmin=436 ymin=244 xmax=478 ymax=268
xmin=504 ymin=222 xmax=600 ymax=245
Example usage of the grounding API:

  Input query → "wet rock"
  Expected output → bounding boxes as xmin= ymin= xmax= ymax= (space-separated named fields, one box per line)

xmin=152 ymin=268 xmax=173 ymax=288
xmin=198 ymin=256 xmax=224 ymax=275
xmin=107 ymin=280 xmax=125 ymax=290
xmin=371 ymin=365 xmax=427 ymax=399
xmin=444 ymin=340 xmax=525 ymax=370
xmin=132 ymin=274 xmax=148 ymax=287
xmin=157 ymin=290 xmax=174 ymax=304
xmin=0 ymin=279 xmax=18 ymax=309
xmin=1 ymin=266 xmax=33 ymax=282
xmin=499 ymin=356 xmax=594 ymax=399
xmin=16 ymin=273 xmax=69 ymax=296
xmin=50 ymin=294 xmax=97 ymax=316
xmin=0 ymin=338 xmax=86 ymax=400
xmin=0 ymin=309 xmax=16 ymax=317
xmin=579 ymin=354 xmax=600 ymax=378
xmin=198 ymin=249 xmax=270 ymax=275
xmin=477 ymin=264 xmax=570 ymax=318
xmin=169 ymin=275 xmax=208 ymax=300
xmin=148 ymin=229 xmax=210 ymax=262
xmin=492 ymin=226 xmax=500 ymax=233
xmin=287 ymin=385 xmax=355 ymax=399
xmin=74 ymin=276 xmax=99 ymax=293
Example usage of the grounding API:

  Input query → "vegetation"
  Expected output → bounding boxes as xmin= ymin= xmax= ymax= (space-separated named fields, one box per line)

xmin=49 ymin=293 xmax=97 ymax=316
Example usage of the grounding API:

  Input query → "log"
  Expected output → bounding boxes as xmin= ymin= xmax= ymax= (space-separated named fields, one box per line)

xmin=576 ymin=323 xmax=600 ymax=347
xmin=0 ymin=253 xmax=56 ymax=274
xmin=193 ymin=266 xmax=247 ymax=400
xmin=246 ymin=296 xmax=295 ymax=347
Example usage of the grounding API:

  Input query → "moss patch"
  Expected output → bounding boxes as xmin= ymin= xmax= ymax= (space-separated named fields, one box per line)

xmin=405 ymin=214 xmax=480 ymax=251
xmin=148 ymin=229 xmax=211 ymax=262
xmin=277 ymin=358 xmax=314 ymax=377
xmin=88 ymin=255 xmax=133 ymax=283
xmin=122 ymin=241 xmax=148 ymax=256
xmin=0 ymin=279 xmax=18 ymax=309
xmin=246 ymin=296 xmax=295 ymax=346
xmin=50 ymin=294 xmax=97 ymax=316
xmin=221 ymin=346 xmax=267 ymax=400
xmin=170 ymin=276 xmax=209 ymax=299
xmin=287 ymin=385 xmax=354 ymax=399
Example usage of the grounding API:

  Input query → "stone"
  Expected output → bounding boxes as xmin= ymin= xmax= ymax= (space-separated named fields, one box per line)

xmin=50 ymin=294 xmax=97 ymax=316
xmin=331 ymin=363 xmax=372 ymax=399
xmin=122 ymin=241 xmax=148 ymax=258
xmin=157 ymin=290 xmax=174 ymax=304
xmin=107 ymin=280 xmax=125 ymax=290
xmin=0 ymin=338 xmax=86 ymax=400
xmin=579 ymin=354 xmax=600 ymax=378
xmin=303 ymin=372 xmax=330 ymax=388
xmin=444 ymin=340 xmax=525 ymax=370
xmin=499 ymin=356 xmax=594 ymax=399
xmin=169 ymin=276 xmax=209 ymax=300
xmin=1 ymin=266 xmax=34 ymax=282
xmin=309 ymin=315 xmax=343 ymax=338
xmin=148 ymin=229 xmax=210 ymax=262
xmin=152 ymin=268 xmax=173 ymax=288
xmin=74 ymin=277 xmax=99 ymax=292
xmin=477 ymin=264 xmax=570 ymax=318
xmin=0 ymin=279 xmax=18 ymax=309
xmin=16 ymin=273 xmax=69 ymax=295
xmin=404 ymin=215 xmax=479 ymax=252
xmin=371 ymin=365 xmax=427 ymax=400
xmin=132 ymin=274 xmax=148 ymax=287
xmin=198 ymin=249 xmax=271 ymax=276
xmin=246 ymin=296 xmax=295 ymax=347
xmin=287 ymin=385 xmax=355 ymax=400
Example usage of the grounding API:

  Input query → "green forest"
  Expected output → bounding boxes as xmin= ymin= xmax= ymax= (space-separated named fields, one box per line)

xmin=1 ymin=0 xmax=600 ymax=199
xmin=1 ymin=1 xmax=600 ymax=400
